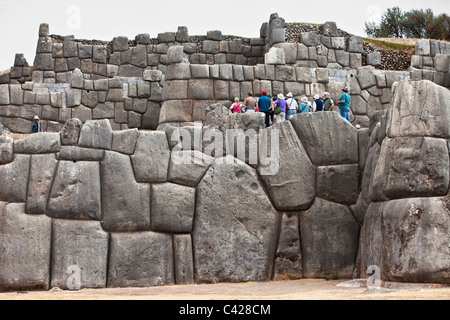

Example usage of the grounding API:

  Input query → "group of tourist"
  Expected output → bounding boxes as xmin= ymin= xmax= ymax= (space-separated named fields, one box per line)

xmin=230 ymin=88 xmax=352 ymax=127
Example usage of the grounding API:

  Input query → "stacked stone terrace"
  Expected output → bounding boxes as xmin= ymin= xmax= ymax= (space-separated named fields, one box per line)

xmin=3 ymin=13 xmax=446 ymax=134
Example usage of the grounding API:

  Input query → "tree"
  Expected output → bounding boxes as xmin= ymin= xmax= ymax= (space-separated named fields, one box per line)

xmin=426 ymin=13 xmax=450 ymax=41
xmin=402 ymin=9 xmax=434 ymax=38
xmin=379 ymin=7 xmax=405 ymax=38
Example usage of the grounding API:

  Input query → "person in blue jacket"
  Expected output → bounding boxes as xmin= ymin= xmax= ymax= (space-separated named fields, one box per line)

xmin=258 ymin=90 xmax=272 ymax=127
xmin=336 ymin=87 xmax=351 ymax=122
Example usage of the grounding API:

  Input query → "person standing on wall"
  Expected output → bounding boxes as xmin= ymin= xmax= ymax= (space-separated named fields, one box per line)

xmin=323 ymin=92 xmax=335 ymax=112
xmin=32 ymin=115 xmax=42 ymax=133
xmin=336 ymin=87 xmax=351 ymax=122
xmin=243 ymin=92 xmax=258 ymax=113
xmin=313 ymin=94 xmax=323 ymax=112
xmin=286 ymin=92 xmax=298 ymax=120
xmin=258 ymin=90 xmax=272 ymax=127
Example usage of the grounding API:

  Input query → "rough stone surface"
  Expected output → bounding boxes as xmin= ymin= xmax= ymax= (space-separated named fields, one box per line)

xmin=26 ymin=154 xmax=58 ymax=215
xmin=131 ymin=131 xmax=170 ymax=183
xmin=150 ymin=183 xmax=196 ymax=233
xmin=50 ymin=219 xmax=109 ymax=289
xmin=0 ymin=154 xmax=30 ymax=203
xmin=47 ymin=161 xmax=102 ymax=220
xmin=111 ymin=129 xmax=138 ymax=155
xmin=290 ymin=112 xmax=359 ymax=166
xmin=193 ymin=156 xmax=279 ymax=283
xmin=258 ymin=121 xmax=316 ymax=211
xmin=299 ymin=198 xmax=360 ymax=278
xmin=0 ymin=136 xmax=13 ymax=164
xmin=0 ymin=203 xmax=52 ymax=291
xmin=168 ymin=150 xmax=213 ymax=187
xmin=316 ymin=164 xmax=359 ymax=205
xmin=273 ymin=212 xmax=302 ymax=280
xmin=78 ymin=119 xmax=113 ymax=149
xmin=14 ymin=132 xmax=60 ymax=154
xmin=107 ymin=232 xmax=174 ymax=287
xmin=387 ymin=80 xmax=450 ymax=138
xmin=173 ymin=234 xmax=195 ymax=285
xmin=101 ymin=151 xmax=151 ymax=232
xmin=370 ymin=137 xmax=449 ymax=201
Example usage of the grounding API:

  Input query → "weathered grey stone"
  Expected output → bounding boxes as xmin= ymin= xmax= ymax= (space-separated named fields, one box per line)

xmin=159 ymin=100 xmax=192 ymax=123
xmin=92 ymin=45 xmax=107 ymax=64
xmin=366 ymin=52 xmax=381 ymax=66
xmin=50 ymin=219 xmax=108 ymax=289
xmin=143 ymin=69 xmax=163 ymax=82
xmin=150 ymin=183 xmax=195 ymax=233
xmin=158 ymin=32 xmax=176 ymax=43
xmin=297 ymin=43 xmax=308 ymax=60
xmin=60 ymin=118 xmax=82 ymax=145
xmin=380 ymin=197 xmax=450 ymax=284
xmin=0 ymin=85 xmax=10 ymax=105
xmin=0 ymin=136 xmax=13 ymax=164
xmin=387 ymin=80 xmax=450 ymax=138
xmin=81 ymin=90 xmax=98 ymax=108
xmin=202 ymin=40 xmax=220 ymax=54
xmin=9 ymin=84 xmax=23 ymax=105
xmin=270 ymin=28 xmax=285 ymax=45
xmin=370 ymin=137 xmax=449 ymax=201
xmin=173 ymin=234 xmax=194 ymax=285
xmin=299 ymin=198 xmax=359 ymax=278
xmin=290 ymin=112 xmax=359 ymax=165
xmin=265 ymin=47 xmax=285 ymax=65
xmin=0 ymin=202 xmax=51 ymax=291
xmin=316 ymin=164 xmax=359 ymax=205
xmin=415 ymin=39 xmax=430 ymax=56
xmin=47 ymin=161 xmax=101 ymax=220
xmin=176 ymin=26 xmax=189 ymax=42
xmin=434 ymin=54 xmax=449 ymax=72
xmin=78 ymin=119 xmax=113 ymax=149
xmin=141 ymin=101 xmax=160 ymax=130
xmin=335 ymin=50 xmax=350 ymax=67
xmin=162 ymin=80 xmax=188 ymax=100
xmin=349 ymin=53 xmax=362 ymax=69
xmin=356 ymin=66 xmax=377 ymax=89
xmin=193 ymin=156 xmax=279 ymax=283
xmin=273 ymin=212 xmax=302 ymax=281
xmin=331 ymin=37 xmax=346 ymax=50
xmin=190 ymin=64 xmax=209 ymax=79
xmin=107 ymin=232 xmax=174 ymax=287
xmin=112 ymin=36 xmax=129 ymax=52
xmin=5 ymin=118 xmax=33 ymax=134
xmin=273 ymin=43 xmax=297 ymax=64
xmin=101 ymin=151 xmax=150 ymax=231
xmin=168 ymin=150 xmax=213 ymax=187
xmin=111 ymin=128 xmax=138 ymax=155
xmin=167 ymin=46 xmax=185 ymax=64
xmin=0 ymin=154 xmax=30 ymax=202
xmin=348 ymin=36 xmax=364 ymax=53
xmin=350 ymin=95 xmax=367 ymax=115
xmin=186 ymin=79 xmax=213 ymax=100
xmin=57 ymin=146 xmax=105 ymax=161
xmin=131 ymin=131 xmax=170 ymax=183
xmin=258 ymin=121 xmax=316 ymax=211
xmin=300 ymin=32 xmax=321 ymax=47
xmin=322 ymin=21 xmax=339 ymax=37
xmin=71 ymin=105 xmax=92 ymax=123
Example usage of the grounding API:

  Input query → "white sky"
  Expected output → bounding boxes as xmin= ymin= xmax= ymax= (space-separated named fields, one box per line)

xmin=0 ymin=0 xmax=448 ymax=71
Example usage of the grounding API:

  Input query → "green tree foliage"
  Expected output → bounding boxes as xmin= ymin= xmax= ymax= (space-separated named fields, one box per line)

xmin=364 ymin=7 xmax=450 ymax=40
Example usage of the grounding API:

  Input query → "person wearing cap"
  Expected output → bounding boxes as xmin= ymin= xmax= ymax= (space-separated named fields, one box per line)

xmin=323 ymin=92 xmax=335 ymax=112
xmin=298 ymin=97 xmax=311 ymax=114
xmin=286 ymin=92 xmax=298 ymax=120
xmin=243 ymin=92 xmax=257 ymax=113
xmin=336 ymin=87 xmax=351 ymax=122
xmin=273 ymin=93 xmax=288 ymax=124
xmin=313 ymin=94 xmax=324 ymax=112
xmin=258 ymin=90 xmax=272 ymax=127
xmin=32 ymin=115 xmax=42 ymax=133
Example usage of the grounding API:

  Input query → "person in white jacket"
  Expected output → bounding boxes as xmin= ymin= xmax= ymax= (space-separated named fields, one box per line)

xmin=285 ymin=92 xmax=298 ymax=120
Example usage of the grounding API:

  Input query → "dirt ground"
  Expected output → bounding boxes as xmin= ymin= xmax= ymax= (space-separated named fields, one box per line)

xmin=0 ymin=279 xmax=449 ymax=301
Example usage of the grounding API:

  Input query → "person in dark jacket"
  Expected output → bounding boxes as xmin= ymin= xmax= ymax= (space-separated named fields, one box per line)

xmin=258 ymin=90 xmax=272 ymax=128
xmin=32 ymin=116 xmax=42 ymax=133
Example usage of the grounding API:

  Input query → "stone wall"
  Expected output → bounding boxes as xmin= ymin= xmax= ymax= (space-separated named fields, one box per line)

xmin=410 ymin=39 xmax=450 ymax=88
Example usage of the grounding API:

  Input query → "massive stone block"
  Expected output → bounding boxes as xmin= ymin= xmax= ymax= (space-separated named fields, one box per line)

xmin=370 ymin=137 xmax=449 ymax=201
xmin=0 ymin=203 xmax=52 ymax=291
xmin=47 ymin=161 xmax=101 ymax=220
xmin=381 ymin=197 xmax=450 ymax=284
xmin=316 ymin=164 xmax=359 ymax=205
xmin=290 ymin=112 xmax=359 ymax=166
xmin=299 ymin=198 xmax=360 ymax=278
xmin=78 ymin=119 xmax=113 ymax=150
xmin=0 ymin=154 xmax=30 ymax=203
xmin=50 ymin=220 xmax=109 ymax=289
xmin=386 ymin=80 xmax=450 ymax=138
xmin=14 ymin=132 xmax=61 ymax=154
xmin=173 ymin=234 xmax=195 ymax=285
xmin=168 ymin=150 xmax=213 ymax=187
xmin=0 ymin=136 xmax=13 ymax=164
xmin=101 ymin=151 xmax=151 ymax=231
xmin=131 ymin=131 xmax=170 ymax=183
xmin=26 ymin=154 xmax=58 ymax=215
xmin=258 ymin=121 xmax=316 ymax=211
xmin=193 ymin=156 xmax=279 ymax=283
xmin=150 ymin=183 xmax=195 ymax=233
xmin=107 ymin=232 xmax=174 ymax=287
xmin=273 ymin=212 xmax=302 ymax=280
